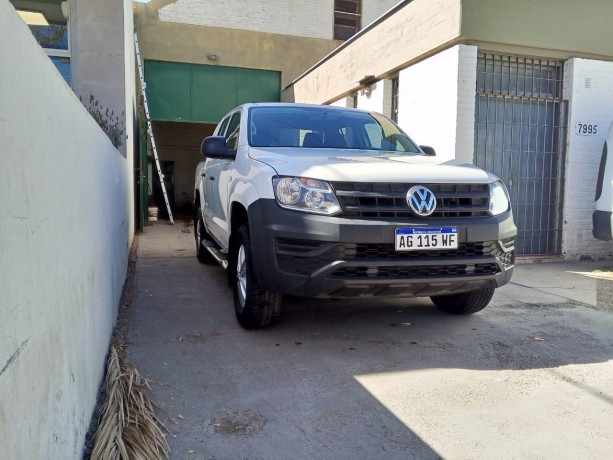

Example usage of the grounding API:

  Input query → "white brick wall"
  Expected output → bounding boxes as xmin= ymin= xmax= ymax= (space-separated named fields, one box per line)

xmin=329 ymin=96 xmax=355 ymax=107
xmin=362 ymin=0 xmax=400 ymax=28
xmin=397 ymin=44 xmax=477 ymax=162
xmin=356 ymin=81 xmax=385 ymax=112
xmin=562 ymin=58 xmax=613 ymax=258
xmin=158 ymin=0 xmax=398 ymax=40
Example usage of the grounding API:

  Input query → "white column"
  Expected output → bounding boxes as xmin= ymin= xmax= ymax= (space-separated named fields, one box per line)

xmin=562 ymin=58 xmax=613 ymax=258
xmin=397 ymin=44 xmax=477 ymax=162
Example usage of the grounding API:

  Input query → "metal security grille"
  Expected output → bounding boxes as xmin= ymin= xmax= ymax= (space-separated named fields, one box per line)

xmin=475 ymin=53 xmax=567 ymax=255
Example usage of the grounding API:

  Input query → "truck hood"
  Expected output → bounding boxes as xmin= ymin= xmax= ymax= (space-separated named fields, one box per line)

xmin=249 ymin=148 xmax=495 ymax=183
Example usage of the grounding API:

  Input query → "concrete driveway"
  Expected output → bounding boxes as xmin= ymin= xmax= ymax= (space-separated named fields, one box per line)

xmin=127 ymin=222 xmax=613 ymax=459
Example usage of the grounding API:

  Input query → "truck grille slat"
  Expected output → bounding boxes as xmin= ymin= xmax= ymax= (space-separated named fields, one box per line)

xmin=331 ymin=182 xmax=491 ymax=218
xmin=330 ymin=263 xmax=500 ymax=278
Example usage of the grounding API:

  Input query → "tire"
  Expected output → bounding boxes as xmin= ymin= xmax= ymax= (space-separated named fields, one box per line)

xmin=195 ymin=206 xmax=215 ymax=264
xmin=430 ymin=286 xmax=495 ymax=315
xmin=232 ymin=225 xmax=282 ymax=329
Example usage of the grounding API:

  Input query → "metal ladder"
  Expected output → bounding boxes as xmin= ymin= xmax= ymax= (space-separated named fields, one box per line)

xmin=134 ymin=31 xmax=174 ymax=225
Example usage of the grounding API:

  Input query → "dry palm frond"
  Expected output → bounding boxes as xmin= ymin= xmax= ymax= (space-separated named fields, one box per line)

xmin=91 ymin=347 xmax=170 ymax=459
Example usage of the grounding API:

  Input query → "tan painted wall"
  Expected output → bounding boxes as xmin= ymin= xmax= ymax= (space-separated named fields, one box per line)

xmin=135 ymin=5 xmax=340 ymax=88
xmin=461 ymin=0 xmax=613 ymax=61
xmin=284 ymin=0 xmax=463 ymax=104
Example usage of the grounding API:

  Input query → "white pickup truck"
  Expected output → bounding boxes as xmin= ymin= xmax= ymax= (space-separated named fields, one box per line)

xmin=194 ymin=103 xmax=516 ymax=329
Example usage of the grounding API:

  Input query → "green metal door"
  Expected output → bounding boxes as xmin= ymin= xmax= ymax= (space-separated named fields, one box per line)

xmin=144 ymin=60 xmax=281 ymax=123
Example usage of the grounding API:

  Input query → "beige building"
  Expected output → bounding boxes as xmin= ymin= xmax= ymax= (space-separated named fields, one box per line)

xmin=285 ymin=0 xmax=613 ymax=259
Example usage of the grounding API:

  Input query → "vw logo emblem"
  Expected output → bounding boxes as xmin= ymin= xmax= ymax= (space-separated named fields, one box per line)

xmin=407 ymin=185 xmax=437 ymax=216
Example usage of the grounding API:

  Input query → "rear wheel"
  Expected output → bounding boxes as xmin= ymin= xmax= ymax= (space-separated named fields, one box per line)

xmin=195 ymin=206 xmax=215 ymax=264
xmin=233 ymin=225 xmax=281 ymax=329
xmin=430 ymin=286 xmax=495 ymax=315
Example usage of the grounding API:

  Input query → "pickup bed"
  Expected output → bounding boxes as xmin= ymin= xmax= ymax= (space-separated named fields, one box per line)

xmin=195 ymin=103 xmax=516 ymax=329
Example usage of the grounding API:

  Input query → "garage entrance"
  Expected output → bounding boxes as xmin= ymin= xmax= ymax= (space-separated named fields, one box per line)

xmin=140 ymin=60 xmax=281 ymax=219
xmin=475 ymin=53 xmax=567 ymax=255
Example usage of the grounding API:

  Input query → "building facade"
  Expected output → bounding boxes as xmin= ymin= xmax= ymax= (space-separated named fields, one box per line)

xmin=285 ymin=0 xmax=613 ymax=259
xmin=134 ymin=0 xmax=399 ymax=215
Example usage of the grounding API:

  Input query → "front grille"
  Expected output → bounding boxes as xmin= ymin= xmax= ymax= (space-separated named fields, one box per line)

xmin=331 ymin=263 xmax=500 ymax=279
xmin=331 ymin=182 xmax=490 ymax=218
xmin=276 ymin=238 xmax=515 ymax=276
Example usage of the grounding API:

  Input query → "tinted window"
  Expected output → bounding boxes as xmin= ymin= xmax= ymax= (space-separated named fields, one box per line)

xmin=248 ymin=106 xmax=420 ymax=154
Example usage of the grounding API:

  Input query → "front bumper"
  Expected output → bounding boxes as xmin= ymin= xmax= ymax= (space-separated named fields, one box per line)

xmin=247 ymin=199 xmax=516 ymax=298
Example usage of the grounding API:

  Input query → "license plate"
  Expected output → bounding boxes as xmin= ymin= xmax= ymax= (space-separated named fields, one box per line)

xmin=395 ymin=227 xmax=458 ymax=251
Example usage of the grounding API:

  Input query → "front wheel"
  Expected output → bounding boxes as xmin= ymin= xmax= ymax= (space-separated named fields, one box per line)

xmin=430 ymin=286 xmax=495 ymax=315
xmin=232 ymin=225 xmax=282 ymax=329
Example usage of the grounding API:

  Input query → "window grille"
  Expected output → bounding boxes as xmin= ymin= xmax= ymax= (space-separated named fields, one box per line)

xmin=334 ymin=0 xmax=362 ymax=40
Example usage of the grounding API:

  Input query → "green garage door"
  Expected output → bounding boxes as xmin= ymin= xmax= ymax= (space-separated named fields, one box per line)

xmin=144 ymin=60 xmax=281 ymax=123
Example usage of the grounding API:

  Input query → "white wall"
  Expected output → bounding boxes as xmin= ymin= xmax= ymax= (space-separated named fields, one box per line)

xmin=124 ymin=0 xmax=137 ymax=235
xmin=562 ymin=58 xmax=613 ymax=258
xmin=355 ymin=79 xmax=394 ymax=118
xmin=157 ymin=0 xmax=398 ymax=40
xmin=329 ymin=97 xmax=354 ymax=108
xmin=0 ymin=3 xmax=131 ymax=458
xmin=356 ymin=81 xmax=386 ymax=113
xmin=397 ymin=44 xmax=477 ymax=162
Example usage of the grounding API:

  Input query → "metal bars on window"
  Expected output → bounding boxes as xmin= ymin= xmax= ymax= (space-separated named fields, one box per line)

xmin=334 ymin=0 xmax=362 ymax=40
xmin=475 ymin=53 xmax=567 ymax=255
xmin=476 ymin=53 xmax=564 ymax=99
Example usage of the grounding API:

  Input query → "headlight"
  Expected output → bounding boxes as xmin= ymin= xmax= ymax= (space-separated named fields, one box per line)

xmin=489 ymin=181 xmax=510 ymax=216
xmin=273 ymin=176 xmax=341 ymax=215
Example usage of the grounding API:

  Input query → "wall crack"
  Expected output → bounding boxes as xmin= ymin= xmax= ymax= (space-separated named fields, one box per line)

xmin=0 ymin=338 xmax=29 ymax=378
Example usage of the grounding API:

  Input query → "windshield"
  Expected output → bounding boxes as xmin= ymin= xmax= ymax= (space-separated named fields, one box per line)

xmin=248 ymin=106 xmax=421 ymax=154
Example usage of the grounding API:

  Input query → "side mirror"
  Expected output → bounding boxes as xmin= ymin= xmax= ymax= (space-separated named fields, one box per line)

xmin=201 ymin=136 xmax=235 ymax=159
xmin=419 ymin=145 xmax=436 ymax=156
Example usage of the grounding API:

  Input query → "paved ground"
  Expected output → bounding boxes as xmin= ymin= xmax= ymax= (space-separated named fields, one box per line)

xmin=127 ymin=221 xmax=613 ymax=459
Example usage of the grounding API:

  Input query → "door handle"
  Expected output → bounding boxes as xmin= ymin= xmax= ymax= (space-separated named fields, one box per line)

xmin=209 ymin=176 xmax=215 ymax=181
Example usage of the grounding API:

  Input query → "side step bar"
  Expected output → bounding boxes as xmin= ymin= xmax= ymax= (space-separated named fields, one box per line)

xmin=202 ymin=239 xmax=229 ymax=270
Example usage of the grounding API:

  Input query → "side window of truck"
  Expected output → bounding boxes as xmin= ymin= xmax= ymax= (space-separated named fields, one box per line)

xmin=216 ymin=116 xmax=230 ymax=137
xmin=226 ymin=112 xmax=241 ymax=150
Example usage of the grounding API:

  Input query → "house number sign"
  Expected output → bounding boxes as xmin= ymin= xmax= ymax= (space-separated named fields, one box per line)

xmin=575 ymin=122 xmax=599 ymax=136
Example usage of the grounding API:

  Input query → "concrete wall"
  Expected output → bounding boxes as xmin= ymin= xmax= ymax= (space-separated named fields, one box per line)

xmin=397 ymin=44 xmax=477 ymax=162
xmin=562 ymin=58 xmax=613 ymax=258
xmin=155 ymin=0 xmax=398 ymax=40
xmin=71 ymin=0 xmax=129 ymax=157
xmin=0 ymin=2 xmax=132 ymax=458
xmin=286 ymin=0 xmax=463 ymax=104
xmin=124 ymin=0 xmax=137 ymax=234
xmin=461 ymin=0 xmax=613 ymax=62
